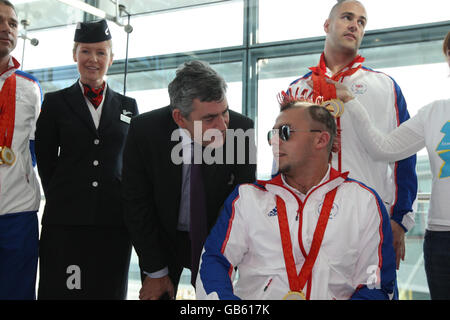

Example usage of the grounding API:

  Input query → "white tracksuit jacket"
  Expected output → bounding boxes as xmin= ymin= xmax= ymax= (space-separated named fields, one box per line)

xmin=287 ymin=56 xmax=417 ymax=231
xmin=196 ymin=167 xmax=397 ymax=300
xmin=0 ymin=57 xmax=41 ymax=216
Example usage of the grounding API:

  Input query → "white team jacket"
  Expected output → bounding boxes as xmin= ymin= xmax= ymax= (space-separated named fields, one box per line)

xmin=196 ymin=167 xmax=397 ymax=300
xmin=0 ymin=57 xmax=41 ymax=216
xmin=287 ymin=58 xmax=417 ymax=231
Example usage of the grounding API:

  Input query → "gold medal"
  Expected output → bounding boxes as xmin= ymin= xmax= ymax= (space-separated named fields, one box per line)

xmin=321 ymin=99 xmax=344 ymax=118
xmin=283 ymin=291 xmax=306 ymax=300
xmin=0 ymin=146 xmax=15 ymax=165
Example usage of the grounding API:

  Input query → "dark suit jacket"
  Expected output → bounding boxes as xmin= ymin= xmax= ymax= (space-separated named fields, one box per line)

xmin=35 ymin=82 xmax=138 ymax=226
xmin=122 ymin=105 xmax=256 ymax=282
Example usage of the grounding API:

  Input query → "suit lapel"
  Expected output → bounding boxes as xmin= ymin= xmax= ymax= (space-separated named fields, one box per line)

xmin=163 ymin=113 xmax=184 ymax=231
xmin=63 ymin=82 xmax=98 ymax=136
xmin=166 ymin=116 xmax=183 ymax=196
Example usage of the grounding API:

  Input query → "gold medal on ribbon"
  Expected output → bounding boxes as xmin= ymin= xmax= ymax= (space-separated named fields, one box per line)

xmin=321 ymin=99 xmax=344 ymax=118
xmin=283 ymin=291 xmax=306 ymax=300
xmin=0 ymin=146 xmax=15 ymax=165
xmin=276 ymin=186 xmax=339 ymax=302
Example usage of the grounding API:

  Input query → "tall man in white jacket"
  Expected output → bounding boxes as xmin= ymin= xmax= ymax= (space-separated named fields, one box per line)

xmin=0 ymin=0 xmax=42 ymax=299
xmin=287 ymin=0 xmax=417 ymax=270
xmin=196 ymin=100 xmax=397 ymax=300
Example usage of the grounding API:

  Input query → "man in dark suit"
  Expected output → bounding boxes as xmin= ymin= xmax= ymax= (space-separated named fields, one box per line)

xmin=35 ymin=20 xmax=138 ymax=299
xmin=122 ymin=60 xmax=256 ymax=300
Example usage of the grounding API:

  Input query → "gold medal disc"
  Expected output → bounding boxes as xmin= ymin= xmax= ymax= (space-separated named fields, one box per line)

xmin=0 ymin=146 xmax=15 ymax=165
xmin=283 ymin=291 xmax=306 ymax=300
xmin=321 ymin=99 xmax=344 ymax=118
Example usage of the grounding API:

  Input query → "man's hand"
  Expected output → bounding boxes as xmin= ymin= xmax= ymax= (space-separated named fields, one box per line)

xmin=139 ymin=275 xmax=175 ymax=300
xmin=305 ymin=78 xmax=355 ymax=103
xmin=390 ymin=220 xmax=406 ymax=270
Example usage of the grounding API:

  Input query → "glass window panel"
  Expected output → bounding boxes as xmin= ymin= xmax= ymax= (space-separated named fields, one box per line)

xmin=13 ymin=36 xmax=25 ymax=70
xmin=39 ymin=78 xmax=77 ymax=95
xmin=105 ymin=22 xmax=132 ymax=62
xmin=258 ymin=0 xmax=450 ymax=43
xmin=362 ymin=0 xmax=450 ymax=30
xmin=107 ymin=61 xmax=243 ymax=114
xmin=20 ymin=25 xmax=77 ymax=70
xmin=127 ymin=1 xmax=244 ymax=58
xmin=16 ymin=0 xmax=235 ymax=28
xmin=15 ymin=0 xmax=84 ymax=30
xmin=380 ymin=63 xmax=449 ymax=117
xmin=118 ymin=0 xmax=231 ymax=15
xmin=17 ymin=1 xmax=243 ymax=69
xmin=257 ymin=0 xmax=336 ymax=43
xmin=19 ymin=22 xmax=129 ymax=70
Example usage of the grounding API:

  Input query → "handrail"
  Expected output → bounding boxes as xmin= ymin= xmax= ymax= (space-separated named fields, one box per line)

xmin=417 ymin=193 xmax=431 ymax=201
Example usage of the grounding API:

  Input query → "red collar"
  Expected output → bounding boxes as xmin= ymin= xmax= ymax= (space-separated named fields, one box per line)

xmin=259 ymin=167 xmax=348 ymax=190
xmin=309 ymin=52 xmax=365 ymax=82
xmin=0 ymin=57 xmax=20 ymax=78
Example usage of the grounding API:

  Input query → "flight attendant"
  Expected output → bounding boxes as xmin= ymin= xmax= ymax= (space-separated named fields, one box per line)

xmin=35 ymin=19 xmax=138 ymax=299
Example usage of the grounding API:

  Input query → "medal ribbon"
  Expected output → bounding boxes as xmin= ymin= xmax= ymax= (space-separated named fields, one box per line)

xmin=0 ymin=73 xmax=17 ymax=149
xmin=308 ymin=53 xmax=364 ymax=171
xmin=309 ymin=52 xmax=365 ymax=101
xmin=276 ymin=187 xmax=338 ymax=298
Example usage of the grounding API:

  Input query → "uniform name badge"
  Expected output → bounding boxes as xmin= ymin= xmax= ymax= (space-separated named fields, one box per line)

xmin=0 ymin=146 xmax=15 ymax=165
xmin=120 ymin=113 xmax=131 ymax=124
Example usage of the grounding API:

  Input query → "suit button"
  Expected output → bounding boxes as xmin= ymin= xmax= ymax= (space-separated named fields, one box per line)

xmin=92 ymin=181 xmax=98 ymax=187
xmin=93 ymin=160 xmax=99 ymax=166
xmin=94 ymin=139 xmax=100 ymax=145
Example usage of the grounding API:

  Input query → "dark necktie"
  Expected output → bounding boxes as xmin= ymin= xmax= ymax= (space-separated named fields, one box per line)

xmin=189 ymin=157 xmax=208 ymax=287
xmin=82 ymin=83 xmax=105 ymax=109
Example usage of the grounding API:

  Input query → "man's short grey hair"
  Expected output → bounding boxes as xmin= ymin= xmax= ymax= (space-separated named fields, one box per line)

xmin=168 ymin=60 xmax=227 ymax=118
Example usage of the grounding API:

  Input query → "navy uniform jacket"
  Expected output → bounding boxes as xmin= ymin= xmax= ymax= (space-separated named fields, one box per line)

xmin=122 ymin=106 xmax=256 ymax=280
xmin=35 ymin=82 xmax=138 ymax=226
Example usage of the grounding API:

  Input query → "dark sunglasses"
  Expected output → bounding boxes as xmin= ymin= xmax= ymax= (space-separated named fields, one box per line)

xmin=267 ymin=125 xmax=322 ymax=145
